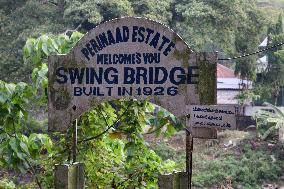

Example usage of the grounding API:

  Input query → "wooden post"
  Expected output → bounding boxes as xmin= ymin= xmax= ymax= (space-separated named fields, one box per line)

xmin=186 ymin=131 xmax=193 ymax=189
xmin=186 ymin=112 xmax=193 ymax=189
xmin=72 ymin=119 xmax=78 ymax=163
xmin=189 ymin=134 xmax=193 ymax=189
xmin=158 ymin=172 xmax=188 ymax=189
xmin=54 ymin=163 xmax=84 ymax=189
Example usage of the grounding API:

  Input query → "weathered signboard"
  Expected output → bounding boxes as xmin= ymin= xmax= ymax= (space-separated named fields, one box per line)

xmin=188 ymin=105 xmax=236 ymax=130
xmin=48 ymin=17 xmax=217 ymax=132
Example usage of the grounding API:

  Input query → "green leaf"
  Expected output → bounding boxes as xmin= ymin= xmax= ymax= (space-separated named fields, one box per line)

xmin=9 ymin=138 xmax=19 ymax=154
xmin=5 ymin=83 xmax=16 ymax=96
xmin=70 ymin=31 xmax=84 ymax=42
xmin=20 ymin=141 xmax=29 ymax=156
xmin=156 ymin=109 xmax=165 ymax=118
xmin=23 ymin=38 xmax=36 ymax=58
xmin=167 ymin=124 xmax=176 ymax=135
xmin=42 ymin=42 xmax=48 ymax=55
xmin=52 ymin=39 xmax=59 ymax=51
xmin=15 ymin=82 xmax=27 ymax=95
xmin=36 ymin=64 xmax=48 ymax=89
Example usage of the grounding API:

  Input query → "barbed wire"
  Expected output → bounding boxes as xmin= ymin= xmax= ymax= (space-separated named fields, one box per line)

xmin=218 ymin=41 xmax=284 ymax=61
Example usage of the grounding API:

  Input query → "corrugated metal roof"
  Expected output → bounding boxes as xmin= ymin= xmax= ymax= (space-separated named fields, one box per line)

xmin=259 ymin=37 xmax=268 ymax=47
xmin=217 ymin=78 xmax=252 ymax=90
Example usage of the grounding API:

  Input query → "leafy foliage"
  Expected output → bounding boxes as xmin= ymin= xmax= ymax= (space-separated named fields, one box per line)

xmin=1 ymin=1 xmax=283 ymax=188
xmin=235 ymin=90 xmax=260 ymax=105
xmin=0 ymin=178 xmax=15 ymax=189
xmin=192 ymin=142 xmax=284 ymax=188
xmin=0 ymin=134 xmax=52 ymax=172
xmin=234 ymin=1 xmax=266 ymax=81
xmin=76 ymin=101 xmax=171 ymax=188
xmin=0 ymin=0 xmax=269 ymax=82
xmin=1 ymin=31 xmax=183 ymax=188
xmin=253 ymin=102 xmax=284 ymax=141
xmin=256 ymin=15 xmax=284 ymax=104
xmin=0 ymin=0 xmax=66 ymax=82
xmin=0 ymin=80 xmax=53 ymax=188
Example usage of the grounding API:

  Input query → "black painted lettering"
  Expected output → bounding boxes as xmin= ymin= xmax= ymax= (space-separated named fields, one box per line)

xmin=145 ymin=28 xmax=154 ymax=44
xmin=83 ymin=87 xmax=92 ymax=96
xmin=158 ymin=36 xmax=170 ymax=51
xmin=116 ymin=27 xmax=123 ymax=43
xmin=188 ymin=66 xmax=199 ymax=84
xmin=74 ymin=87 xmax=82 ymax=96
xmin=86 ymin=43 xmax=95 ymax=57
xmin=170 ymin=67 xmax=186 ymax=85
xmin=137 ymin=26 xmax=145 ymax=42
xmin=81 ymin=48 xmax=90 ymax=61
xmin=124 ymin=67 xmax=135 ymax=84
xmin=104 ymin=67 xmax=118 ymax=84
xmin=107 ymin=30 xmax=116 ymax=45
xmin=56 ymin=67 xmax=68 ymax=84
xmin=90 ymin=39 xmax=101 ymax=53
xmin=122 ymin=26 xmax=129 ymax=42
xmin=154 ymin=67 xmax=168 ymax=84
xmin=90 ymin=67 xmax=103 ymax=84
xmin=132 ymin=26 xmax=138 ymax=42
xmin=136 ymin=67 xmax=148 ymax=84
xmin=98 ymin=33 xmax=109 ymax=48
xmin=106 ymin=87 xmax=113 ymax=96
xmin=163 ymin=42 xmax=175 ymax=56
xmin=149 ymin=32 xmax=160 ymax=49
xmin=68 ymin=68 xmax=85 ymax=84
xmin=97 ymin=54 xmax=104 ymax=64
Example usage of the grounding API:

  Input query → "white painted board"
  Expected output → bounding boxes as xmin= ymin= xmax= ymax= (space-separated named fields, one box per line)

xmin=188 ymin=105 xmax=236 ymax=130
xmin=48 ymin=17 xmax=217 ymax=132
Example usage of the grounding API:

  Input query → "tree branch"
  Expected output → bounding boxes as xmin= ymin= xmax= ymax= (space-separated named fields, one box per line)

xmin=26 ymin=159 xmax=43 ymax=189
xmin=78 ymin=102 xmax=132 ymax=143
xmin=45 ymin=0 xmax=58 ymax=6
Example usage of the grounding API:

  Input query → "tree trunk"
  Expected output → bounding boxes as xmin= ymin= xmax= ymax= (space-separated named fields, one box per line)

xmin=272 ymin=86 xmax=280 ymax=105
xmin=279 ymin=127 xmax=284 ymax=143
xmin=57 ymin=0 xmax=65 ymax=20
xmin=272 ymin=95 xmax=278 ymax=106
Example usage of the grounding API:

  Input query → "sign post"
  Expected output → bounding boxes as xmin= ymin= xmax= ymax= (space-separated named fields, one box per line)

xmin=72 ymin=119 xmax=78 ymax=162
xmin=48 ymin=17 xmax=218 ymax=189
xmin=185 ymin=129 xmax=193 ymax=189
xmin=185 ymin=105 xmax=237 ymax=189
xmin=48 ymin=17 xmax=217 ymax=133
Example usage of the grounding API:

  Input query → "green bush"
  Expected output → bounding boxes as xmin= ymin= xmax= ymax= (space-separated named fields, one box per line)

xmin=0 ymin=178 xmax=15 ymax=189
xmin=192 ymin=143 xmax=283 ymax=188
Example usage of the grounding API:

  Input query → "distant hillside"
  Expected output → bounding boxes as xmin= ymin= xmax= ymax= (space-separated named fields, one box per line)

xmin=258 ymin=0 xmax=284 ymax=8
xmin=257 ymin=0 xmax=284 ymax=21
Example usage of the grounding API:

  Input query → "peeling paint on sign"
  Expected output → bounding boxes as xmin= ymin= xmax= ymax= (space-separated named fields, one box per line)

xmin=48 ymin=17 xmax=217 ymax=132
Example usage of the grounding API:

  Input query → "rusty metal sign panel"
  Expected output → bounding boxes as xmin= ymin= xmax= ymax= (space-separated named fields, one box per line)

xmin=48 ymin=17 xmax=217 ymax=132
xmin=188 ymin=105 xmax=236 ymax=130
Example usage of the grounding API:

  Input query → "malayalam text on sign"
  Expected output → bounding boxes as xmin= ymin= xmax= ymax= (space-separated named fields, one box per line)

xmin=188 ymin=105 xmax=236 ymax=130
